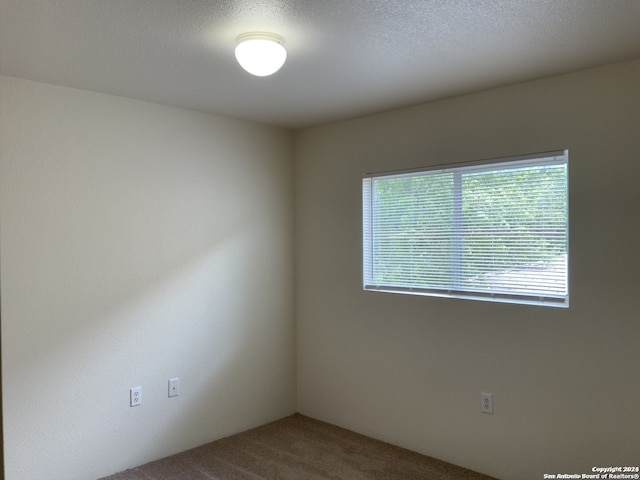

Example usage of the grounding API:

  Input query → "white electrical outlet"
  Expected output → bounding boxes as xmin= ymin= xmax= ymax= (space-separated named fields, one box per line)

xmin=130 ymin=387 xmax=142 ymax=407
xmin=481 ymin=392 xmax=493 ymax=414
xmin=168 ymin=378 xmax=180 ymax=397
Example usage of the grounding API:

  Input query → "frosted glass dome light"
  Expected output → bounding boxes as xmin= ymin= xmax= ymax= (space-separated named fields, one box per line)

xmin=235 ymin=32 xmax=287 ymax=77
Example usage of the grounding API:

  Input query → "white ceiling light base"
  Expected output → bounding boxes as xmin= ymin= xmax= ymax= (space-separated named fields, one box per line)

xmin=235 ymin=32 xmax=287 ymax=77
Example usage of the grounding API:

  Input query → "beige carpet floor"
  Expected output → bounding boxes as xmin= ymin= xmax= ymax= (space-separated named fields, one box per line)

xmin=100 ymin=414 xmax=496 ymax=480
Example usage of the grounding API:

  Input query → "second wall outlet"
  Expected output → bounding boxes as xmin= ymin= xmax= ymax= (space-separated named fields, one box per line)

xmin=130 ymin=387 xmax=142 ymax=407
xmin=481 ymin=392 xmax=493 ymax=414
xmin=168 ymin=378 xmax=180 ymax=397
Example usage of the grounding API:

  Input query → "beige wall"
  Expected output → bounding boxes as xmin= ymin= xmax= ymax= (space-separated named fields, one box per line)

xmin=295 ymin=60 xmax=640 ymax=479
xmin=2 ymin=59 xmax=639 ymax=480
xmin=0 ymin=76 xmax=296 ymax=480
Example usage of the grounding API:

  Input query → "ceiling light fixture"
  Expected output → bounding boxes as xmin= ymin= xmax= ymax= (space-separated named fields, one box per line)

xmin=235 ymin=32 xmax=287 ymax=77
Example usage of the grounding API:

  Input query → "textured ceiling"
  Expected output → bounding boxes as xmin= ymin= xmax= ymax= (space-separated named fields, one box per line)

xmin=1 ymin=0 xmax=639 ymax=129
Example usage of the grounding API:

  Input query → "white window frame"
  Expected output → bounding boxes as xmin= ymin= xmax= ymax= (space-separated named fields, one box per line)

xmin=363 ymin=150 xmax=569 ymax=308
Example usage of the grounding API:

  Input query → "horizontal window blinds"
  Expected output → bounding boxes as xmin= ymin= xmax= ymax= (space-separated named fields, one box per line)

xmin=363 ymin=151 xmax=568 ymax=307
